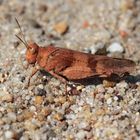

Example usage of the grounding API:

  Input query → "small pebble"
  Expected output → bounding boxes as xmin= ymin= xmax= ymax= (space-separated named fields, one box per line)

xmin=54 ymin=21 xmax=68 ymax=35
xmin=78 ymin=121 xmax=88 ymax=129
xmin=30 ymin=106 xmax=36 ymax=112
xmin=24 ymin=120 xmax=37 ymax=130
xmin=136 ymin=112 xmax=139 ymax=116
xmin=90 ymin=42 xmax=104 ymax=54
xmin=67 ymin=86 xmax=71 ymax=92
xmin=54 ymin=96 xmax=66 ymax=104
xmin=38 ymin=84 xmax=44 ymax=89
xmin=96 ymin=85 xmax=105 ymax=93
xmin=36 ymin=87 xmax=46 ymax=96
xmin=107 ymin=42 xmax=124 ymax=53
xmin=7 ymin=112 xmax=17 ymax=122
xmin=58 ymin=96 xmax=66 ymax=104
xmin=53 ymin=113 xmax=64 ymax=121
xmin=1 ymin=94 xmax=13 ymax=102
xmin=76 ymin=85 xmax=84 ymax=91
xmin=0 ymin=107 xmax=5 ymax=112
xmin=41 ymin=107 xmax=51 ymax=116
xmin=107 ymin=87 xmax=114 ymax=94
xmin=76 ymin=130 xmax=86 ymax=139
xmin=0 ymin=119 xmax=4 ymax=126
xmin=34 ymin=96 xmax=43 ymax=105
xmin=122 ymin=110 xmax=127 ymax=115
xmin=116 ymin=81 xmax=128 ymax=89
xmin=46 ymin=95 xmax=54 ymax=103
xmin=25 ymin=95 xmax=31 ymax=101
xmin=103 ymin=80 xmax=115 ymax=88
xmin=38 ymin=4 xmax=48 ymax=12
xmin=107 ymin=98 xmax=112 ymax=105
xmin=0 ymin=73 xmax=7 ymax=83
xmin=4 ymin=130 xmax=15 ymax=139
xmin=119 ymin=30 xmax=128 ymax=38
xmin=82 ymin=20 xmax=89 ymax=28
xmin=23 ymin=110 xmax=34 ymax=120
xmin=114 ymin=96 xmax=119 ymax=101
xmin=120 ymin=0 xmax=134 ymax=12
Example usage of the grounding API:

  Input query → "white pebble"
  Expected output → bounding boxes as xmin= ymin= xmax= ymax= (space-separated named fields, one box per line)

xmin=107 ymin=87 xmax=114 ymax=94
xmin=78 ymin=100 xmax=84 ymax=106
xmin=38 ymin=84 xmax=44 ymax=89
xmin=0 ymin=107 xmax=5 ymax=112
xmin=78 ymin=121 xmax=88 ymax=129
xmin=30 ymin=106 xmax=36 ymax=112
xmin=116 ymin=81 xmax=128 ymax=89
xmin=76 ymin=130 xmax=86 ymax=139
xmin=114 ymin=96 xmax=118 ymax=101
xmin=25 ymin=95 xmax=31 ymax=100
xmin=66 ymin=114 xmax=76 ymax=120
xmin=96 ymin=85 xmax=105 ymax=93
xmin=90 ymin=45 xmax=97 ymax=54
xmin=107 ymin=98 xmax=112 ymax=105
xmin=86 ymin=98 xmax=94 ymax=106
xmin=107 ymin=42 xmax=124 ymax=53
xmin=77 ymin=85 xmax=84 ymax=91
xmin=67 ymin=86 xmax=71 ymax=91
xmin=122 ymin=110 xmax=127 ymax=114
xmin=2 ymin=94 xmax=13 ymax=102
xmin=5 ymin=131 xmax=14 ymax=139
xmin=7 ymin=112 xmax=16 ymax=122
xmin=0 ymin=90 xmax=13 ymax=102
xmin=90 ymin=42 xmax=104 ymax=54
xmin=136 ymin=112 xmax=139 ymax=116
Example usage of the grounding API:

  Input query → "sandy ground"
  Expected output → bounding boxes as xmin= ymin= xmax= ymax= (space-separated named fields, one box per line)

xmin=0 ymin=0 xmax=140 ymax=139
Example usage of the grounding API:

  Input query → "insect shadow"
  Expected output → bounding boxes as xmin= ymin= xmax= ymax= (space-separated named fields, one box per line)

xmin=123 ymin=74 xmax=140 ymax=83
xmin=40 ymin=70 xmax=140 ymax=86
xmin=72 ymin=74 xmax=140 ymax=86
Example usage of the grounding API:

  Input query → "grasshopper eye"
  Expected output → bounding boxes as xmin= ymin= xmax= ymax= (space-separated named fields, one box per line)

xmin=30 ymin=48 xmax=36 ymax=54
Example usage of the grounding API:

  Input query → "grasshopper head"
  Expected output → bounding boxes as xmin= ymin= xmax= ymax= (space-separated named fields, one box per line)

xmin=25 ymin=42 xmax=39 ymax=64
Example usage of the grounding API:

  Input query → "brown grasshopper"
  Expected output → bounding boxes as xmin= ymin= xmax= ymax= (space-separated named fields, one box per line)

xmin=15 ymin=19 xmax=136 ymax=87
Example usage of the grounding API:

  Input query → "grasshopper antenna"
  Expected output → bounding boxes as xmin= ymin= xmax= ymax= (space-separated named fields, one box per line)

xmin=15 ymin=18 xmax=30 ymax=70
xmin=15 ymin=18 xmax=28 ymax=48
